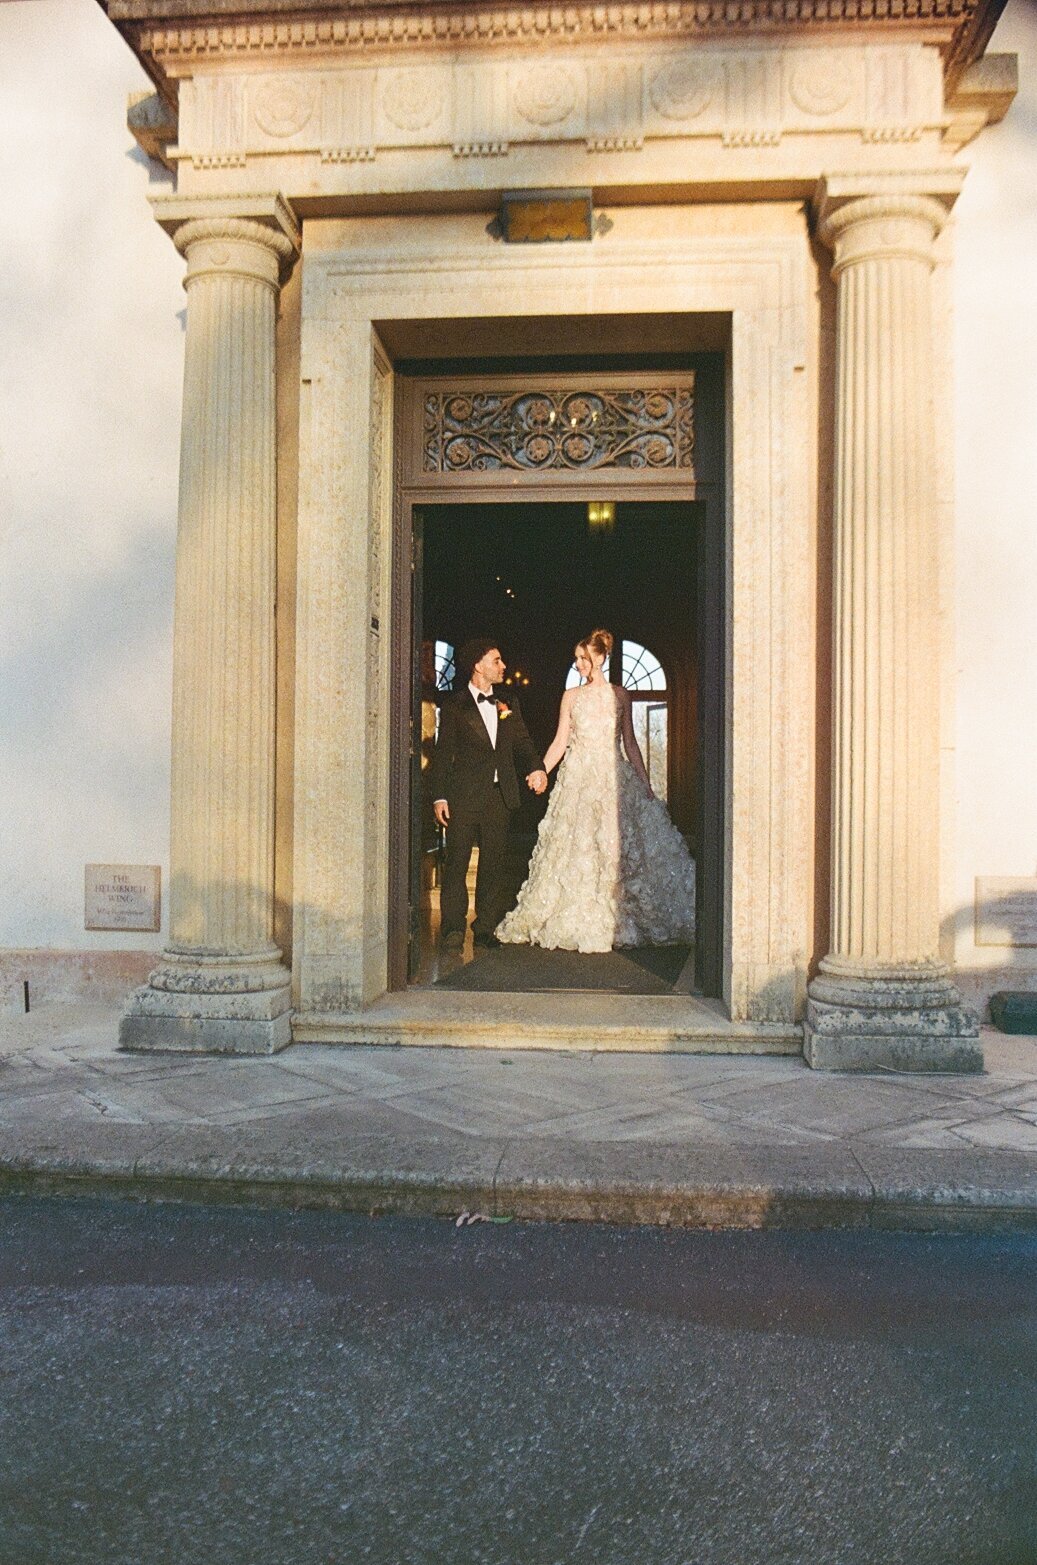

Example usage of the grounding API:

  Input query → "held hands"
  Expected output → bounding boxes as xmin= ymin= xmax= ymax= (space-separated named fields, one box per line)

xmin=436 ymin=775 xmax=545 ymax=821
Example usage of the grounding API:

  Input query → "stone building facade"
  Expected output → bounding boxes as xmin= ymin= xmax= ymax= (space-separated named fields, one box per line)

xmin=83 ymin=0 xmax=1020 ymax=1067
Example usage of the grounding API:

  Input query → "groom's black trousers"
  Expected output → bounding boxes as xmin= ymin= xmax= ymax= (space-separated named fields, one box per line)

xmin=440 ymin=784 xmax=512 ymax=939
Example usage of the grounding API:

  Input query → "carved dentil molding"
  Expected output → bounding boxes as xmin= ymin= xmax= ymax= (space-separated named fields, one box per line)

xmin=131 ymin=0 xmax=982 ymax=69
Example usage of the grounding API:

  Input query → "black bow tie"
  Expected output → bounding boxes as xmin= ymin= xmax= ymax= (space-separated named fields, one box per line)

xmin=477 ymin=691 xmax=496 ymax=705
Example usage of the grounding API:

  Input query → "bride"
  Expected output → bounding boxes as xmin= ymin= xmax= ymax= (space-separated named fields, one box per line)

xmin=496 ymin=629 xmax=696 ymax=953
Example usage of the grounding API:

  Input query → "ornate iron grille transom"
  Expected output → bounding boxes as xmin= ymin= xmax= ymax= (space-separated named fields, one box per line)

xmin=422 ymin=384 xmax=695 ymax=474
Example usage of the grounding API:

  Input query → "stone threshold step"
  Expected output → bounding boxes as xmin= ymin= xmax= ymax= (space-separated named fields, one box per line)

xmin=291 ymin=991 xmax=802 ymax=1054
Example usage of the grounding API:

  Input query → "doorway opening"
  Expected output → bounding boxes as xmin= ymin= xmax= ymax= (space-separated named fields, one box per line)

xmin=410 ymin=498 xmax=719 ymax=996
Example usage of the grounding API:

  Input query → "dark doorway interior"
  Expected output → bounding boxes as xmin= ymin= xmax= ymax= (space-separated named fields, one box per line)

xmin=412 ymin=499 xmax=715 ymax=994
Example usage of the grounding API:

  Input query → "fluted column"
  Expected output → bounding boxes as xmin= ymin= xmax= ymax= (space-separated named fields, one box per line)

xmin=806 ymin=176 xmax=980 ymax=1073
xmin=121 ymin=208 xmax=298 ymax=1055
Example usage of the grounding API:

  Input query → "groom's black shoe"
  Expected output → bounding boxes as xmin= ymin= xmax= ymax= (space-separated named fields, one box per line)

xmin=473 ymin=932 xmax=500 ymax=949
xmin=441 ymin=929 xmax=464 ymax=952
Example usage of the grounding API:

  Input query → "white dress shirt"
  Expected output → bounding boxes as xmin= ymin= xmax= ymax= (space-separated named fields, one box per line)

xmin=470 ymin=682 xmax=499 ymax=782
xmin=470 ymin=682 xmax=499 ymax=748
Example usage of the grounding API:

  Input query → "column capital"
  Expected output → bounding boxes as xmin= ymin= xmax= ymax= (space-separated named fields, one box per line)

xmin=150 ymin=192 xmax=300 ymax=278
xmin=812 ymin=170 xmax=964 ymax=272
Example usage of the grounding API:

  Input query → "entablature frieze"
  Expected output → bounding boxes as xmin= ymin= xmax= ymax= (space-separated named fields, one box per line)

xmin=153 ymin=40 xmax=963 ymax=178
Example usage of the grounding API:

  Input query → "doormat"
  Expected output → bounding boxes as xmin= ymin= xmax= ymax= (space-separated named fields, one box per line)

xmin=435 ymin=943 xmax=692 ymax=994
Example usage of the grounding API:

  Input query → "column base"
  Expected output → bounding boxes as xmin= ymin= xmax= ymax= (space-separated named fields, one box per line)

xmin=804 ymin=964 xmax=982 ymax=1073
xmin=119 ymin=983 xmax=293 ymax=1056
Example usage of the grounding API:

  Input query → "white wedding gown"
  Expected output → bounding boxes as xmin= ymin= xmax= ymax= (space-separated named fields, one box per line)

xmin=496 ymin=681 xmax=696 ymax=953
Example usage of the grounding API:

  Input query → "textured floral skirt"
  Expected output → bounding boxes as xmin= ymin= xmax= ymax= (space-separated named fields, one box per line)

xmin=496 ymin=743 xmax=696 ymax=954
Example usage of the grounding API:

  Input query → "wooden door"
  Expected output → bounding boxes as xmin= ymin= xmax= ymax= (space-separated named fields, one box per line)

xmin=692 ymin=359 xmax=725 ymax=1000
xmin=408 ymin=509 xmax=425 ymax=980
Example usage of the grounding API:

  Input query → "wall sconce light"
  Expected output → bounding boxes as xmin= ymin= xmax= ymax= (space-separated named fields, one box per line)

xmin=587 ymin=501 xmax=615 ymax=534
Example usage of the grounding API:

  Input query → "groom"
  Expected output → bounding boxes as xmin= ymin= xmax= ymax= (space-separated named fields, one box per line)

xmin=431 ymin=637 xmax=547 ymax=950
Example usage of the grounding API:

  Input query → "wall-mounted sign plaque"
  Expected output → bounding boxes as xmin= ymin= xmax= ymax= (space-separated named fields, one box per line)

xmin=85 ymin=864 xmax=161 ymax=932
xmin=500 ymin=189 xmax=593 ymax=243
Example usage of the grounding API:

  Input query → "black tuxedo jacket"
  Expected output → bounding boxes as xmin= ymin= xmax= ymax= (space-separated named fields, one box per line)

xmin=429 ymin=689 xmax=542 ymax=814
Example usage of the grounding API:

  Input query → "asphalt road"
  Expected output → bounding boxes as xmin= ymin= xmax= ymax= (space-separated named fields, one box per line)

xmin=0 ymin=1197 xmax=1034 ymax=1565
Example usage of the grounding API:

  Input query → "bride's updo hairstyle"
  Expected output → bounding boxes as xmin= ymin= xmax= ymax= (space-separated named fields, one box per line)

xmin=577 ymin=628 xmax=614 ymax=664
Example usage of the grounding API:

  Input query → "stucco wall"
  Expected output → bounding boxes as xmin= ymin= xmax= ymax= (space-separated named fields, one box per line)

xmin=951 ymin=0 xmax=1037 ymax=1009
xmin=0 ymin=0 xmax=182 ymax=990
xmin=0 ymin=0 xmax=1034 ymax=1014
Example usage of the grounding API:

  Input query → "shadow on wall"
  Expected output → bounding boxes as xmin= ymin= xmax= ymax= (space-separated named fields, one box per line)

xmin=0 ymin=949 xmax=155 ymax=1012
xmin=943 ymin=889 xmax=1037 ymax=1019
xmin=2 ymin=879 xmax=1035 ymax=1027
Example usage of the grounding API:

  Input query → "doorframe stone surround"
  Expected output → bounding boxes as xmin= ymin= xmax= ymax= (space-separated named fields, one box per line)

xmin=288 ymin=206 xmax=815 ymax=1038
xmin=105 ymin=0 xmax=1015 ymax=1067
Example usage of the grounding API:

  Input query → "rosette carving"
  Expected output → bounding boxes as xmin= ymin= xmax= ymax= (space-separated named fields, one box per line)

xmin=649 ymin=59 xmax=719 ymax=121
xmin=382 ymin=70 xmax=444 ymax=131
xmin=788 ymin=52 xmax=854 ymax=116
xmin=514 ymin=65 xmax=578 ymax=127
xmin=253 ymin=76 xmax=316 ymax=137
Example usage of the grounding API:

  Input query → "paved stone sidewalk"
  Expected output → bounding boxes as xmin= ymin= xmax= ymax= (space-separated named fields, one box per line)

xmin=2 ymin=1003 xmax=1036 ymax=1230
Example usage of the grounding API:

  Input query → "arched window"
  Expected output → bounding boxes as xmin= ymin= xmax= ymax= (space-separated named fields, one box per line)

xmin=433 ymin=639 xmax=456 ymax=692
xmin=621 ymin=640 xmax=666 ymax=692
xmin=565 ymin=638 xmax=669 ymax=800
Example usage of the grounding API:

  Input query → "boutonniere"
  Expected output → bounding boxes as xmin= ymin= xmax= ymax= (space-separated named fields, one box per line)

xmin=496 ymin=702 xmax=512 ymax=720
